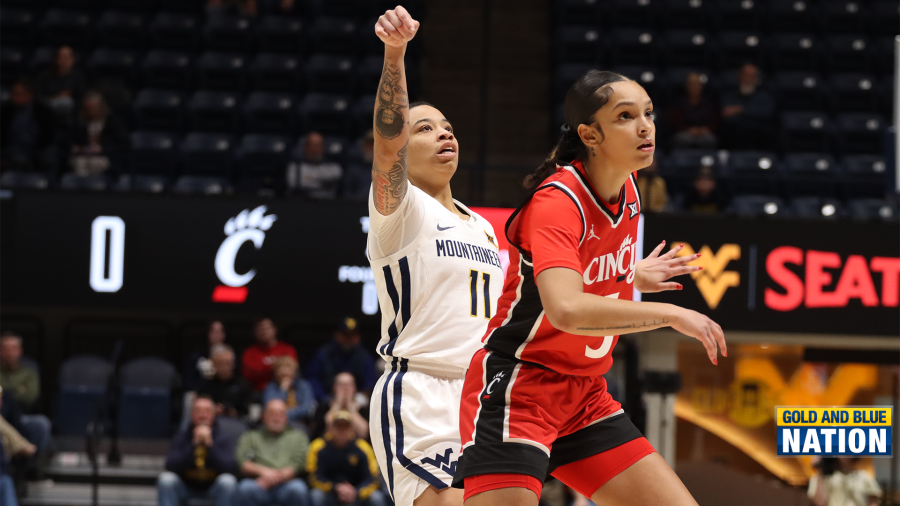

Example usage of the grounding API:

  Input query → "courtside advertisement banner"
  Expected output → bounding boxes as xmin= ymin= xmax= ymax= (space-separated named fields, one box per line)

xmin=776 ymin=406 xmax=893 ymax=457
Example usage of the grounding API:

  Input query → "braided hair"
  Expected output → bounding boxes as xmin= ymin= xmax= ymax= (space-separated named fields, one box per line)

xmin=524 ymin=70 xmax=630 ymax=189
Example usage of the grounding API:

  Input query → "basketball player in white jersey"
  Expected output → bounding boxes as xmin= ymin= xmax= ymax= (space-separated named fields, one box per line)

xmin=367 ymin=7 xmax=503 ymax=506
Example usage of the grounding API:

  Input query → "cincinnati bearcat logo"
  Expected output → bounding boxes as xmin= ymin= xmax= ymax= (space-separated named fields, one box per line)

xmin=674 ymin=243 xmax=741 ymax=309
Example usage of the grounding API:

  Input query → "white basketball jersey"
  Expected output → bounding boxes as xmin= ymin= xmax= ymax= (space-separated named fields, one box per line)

xmin=367 ymin=182 xmax=503 ymax=373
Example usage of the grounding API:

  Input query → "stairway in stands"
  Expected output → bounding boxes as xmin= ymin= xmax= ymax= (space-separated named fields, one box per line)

xmin=418 ymin=0 xmax=550 ymax=207
xmin=22 ymin=437 xmax=166 ymax=506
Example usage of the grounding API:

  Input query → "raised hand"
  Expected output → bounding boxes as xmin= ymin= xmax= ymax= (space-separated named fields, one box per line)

xmin=634 ymin=241 xmax=701 ymax=293
xmin=374 ymin=6 xmax=420 ymax=48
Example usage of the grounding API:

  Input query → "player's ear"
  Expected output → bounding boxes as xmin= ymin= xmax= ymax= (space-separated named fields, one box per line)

xmin=577 ymin=123 xmax=603 ymax=148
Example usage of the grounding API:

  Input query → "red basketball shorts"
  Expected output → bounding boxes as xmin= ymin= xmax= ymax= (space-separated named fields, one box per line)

xmin=452 ymin=348 xmax=656 ymax=499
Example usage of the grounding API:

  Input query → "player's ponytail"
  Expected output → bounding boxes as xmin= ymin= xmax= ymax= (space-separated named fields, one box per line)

xmin=523 ymin=70 xmax=630 ymax=190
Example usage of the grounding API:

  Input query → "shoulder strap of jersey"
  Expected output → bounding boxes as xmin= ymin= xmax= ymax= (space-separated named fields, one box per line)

xmin=504 ymin=180 xmax=587 ymax=261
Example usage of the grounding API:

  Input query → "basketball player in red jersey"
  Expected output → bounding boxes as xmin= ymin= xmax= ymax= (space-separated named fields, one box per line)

xmin=452 ymin=71 xmax=726 ymax=506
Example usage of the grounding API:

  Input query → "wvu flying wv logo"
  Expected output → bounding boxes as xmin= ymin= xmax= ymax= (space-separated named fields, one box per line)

xmin=673 ymin=243 xmax=740 ymax=309
xmin=421 ymin=448 xmax=458 ymax=476
xmin=485 ymin=231 xmax=497 ymax=247
xmin=776 ymin=407 xmax=893 ymax=457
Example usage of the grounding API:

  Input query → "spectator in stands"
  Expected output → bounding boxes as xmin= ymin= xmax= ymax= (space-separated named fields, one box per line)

xmin=683 ymin=166 xmax=728 ymax=214
xmin=343 ymin=131 xmax=375 ymax=200
xmin=184 ymin=321 xmax=228 ymax=392
xmin=808 ymin=457 xmax=882 ymax=506
xmin=635 ymin=159 xmax=669 ymax=213
xmin=0 ymin=78 xmax=58 ymax=173
xmin=287 ymin=132 xmax=344 ymax=199
xmin=0 ymin=333 xmax=51 ymax=455
xmin=307 ymin=411 xmax=386 ymax=506
xmin=35 ymin=46 xmax=86 ymax=122
xmin=242 ymin=318 xmax=298 ymax=392
xmin=158 ymin=395 xmax=238 ymax=506
xmin=668 ymin=73 xmax=719 ymax=149
xmin=69 ymin=92 xmax=128 ymax=177
xmin=197 ymin=345 xmax=253 ymax=418
xmin=720 ymin=63 xmax=775 ymax=150
xmin=235 ymin=399 xmax=311 ymax=506
xmin=0 ymin=440 xmax=18 ymax=506
xmin=207 ymin=0 xmax=257 ymax=17
xmin=306 ymin=317 xmax=376 ymax=402
xmin=263 ymin=356 xmax=317 ymax=432
xmin=0 ymin=387 xmax=36 ymax=460
xmin=312 ymin=373 xmax=369 ymax=440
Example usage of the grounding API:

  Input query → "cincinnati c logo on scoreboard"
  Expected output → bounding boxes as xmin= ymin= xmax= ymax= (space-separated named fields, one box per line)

xmin=673 ymin=243 xmax=741 ymax=309
xmin=212 ymin=205 xmax=278 ymax=303
xmin=776 ymin=407 xmax=892 ymax=457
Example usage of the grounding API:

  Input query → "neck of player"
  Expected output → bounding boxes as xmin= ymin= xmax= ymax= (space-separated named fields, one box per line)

xmin=583 ymin=156 xmax=634 ymax=205
xmin=411 ymin=176 xmax=468 ymax=220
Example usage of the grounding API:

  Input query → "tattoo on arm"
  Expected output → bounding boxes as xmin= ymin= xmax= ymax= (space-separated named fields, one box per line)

xmin=372 ymin=144 xmax=408 ymax=215
xmin=374 ymin=63 xmax=408 ymax=140
xmin=576 ymin=318 xmax=669 ymax=332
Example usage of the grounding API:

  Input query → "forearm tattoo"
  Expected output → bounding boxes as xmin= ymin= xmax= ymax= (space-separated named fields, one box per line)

xmin=372 ymin=144 xmax=408 ymax=214
xmin=374 ymin=63 xmax=408 ymax=140
xmin=576 ymin=318 xmax=669 ymax=332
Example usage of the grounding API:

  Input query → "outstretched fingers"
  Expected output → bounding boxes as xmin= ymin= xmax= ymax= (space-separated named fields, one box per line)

xmin=712 ymin=322 xmax=727 ymax=358
xmin=647 ymin=240 xmax=666 ymax=260
xmin=660 ymin=243 xmax=685 ymax=260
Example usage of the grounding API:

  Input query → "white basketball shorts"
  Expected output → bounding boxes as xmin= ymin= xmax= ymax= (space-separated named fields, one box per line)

xmin=370 ymin=357 xmax=466 ymax=506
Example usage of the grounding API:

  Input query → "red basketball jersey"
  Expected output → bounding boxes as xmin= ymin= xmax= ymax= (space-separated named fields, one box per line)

xmin=482 ymin=161 xmax=642 ymax=377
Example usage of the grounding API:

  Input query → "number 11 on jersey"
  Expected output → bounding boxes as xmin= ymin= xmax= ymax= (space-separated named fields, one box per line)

xmin=469 ymin=270 xmax=492 ymax=319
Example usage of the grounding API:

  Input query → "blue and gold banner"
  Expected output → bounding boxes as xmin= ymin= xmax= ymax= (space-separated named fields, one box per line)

xmin=776 ymin=406 xmax=893 ymax=457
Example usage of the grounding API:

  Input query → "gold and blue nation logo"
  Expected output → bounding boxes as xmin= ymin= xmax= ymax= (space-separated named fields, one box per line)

xmin=776 ymin=406 xmax=892 ymax=457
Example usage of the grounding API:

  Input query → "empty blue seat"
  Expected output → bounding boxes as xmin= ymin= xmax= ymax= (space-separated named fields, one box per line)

xmin=607 ymin=29 xmax=656 ymax=67
xmin=835 ymin=113 xmax=885 ymax=154
xmin=243 ymin=92 xmax=296 ymax=134
xmin=236 ymin=134 xmax=291 ymax=191
xmin=716 ymin=32 xmax=765 ymax=71
xmin=824 ymin=35 xmax=872 ymax=74
xmin=179 ymin=132 xmax=234 ymax=175
xmin=1 ymin=8 xmax=36 ymax=47
xmin=141 ymin=50 xmax=192 ymax=89
xmin=770 ymin=34 xmax=819 ymax=71
xmin=86 ymin=48 xmax=138 ymax=85
xmin=255 ymin=16 xmax=304 ymax=54
xmin=352 ymin=95 xmax=376 ymax=135
xmin=188 ymin=90 xmax=241 ymax=133
xmin=60 ymin=173 xmax=109 ymax=191
xmin=115 ymin=174 xmax=169 ymax=193
xmin=173 ymin=175 xmax=231 ymax=195
xmin=297 ymin=93 xmax=352 ymax=136
xmin=250 ymin=53 xmax=302 ymax=92
xmin=149 ymin=12 xmax=199 ymax=52
xmin=40 ymin=9 xmax=92 ymax=49
xmin=612 ymin=66 xmax=662 ymax=99
xmin=773 ymin=72 xmax=828 ymax=112
xmin=133 ymin=89 xmax=185 ymax=131
xmin=766 ymin=1 xmax=817 ymax=32
xmin=306 ymin=54 xmax=356 ymax=94
xmin=195 ymin=52 xmax=247 ymax=91
xmin=128 ymin=131 xmax=178 ymax=175
xmin=789 ymin=197 xmax=843 ymax=219
xmin=870 ymin=1 xmax=900 ymax=37
xmin=725 ymin=151 xmax=780 ymax=196
xmin=556 ymin=25 xmax=603 ymax=64
xmin=729 ymin=195 xmax=785 ymax=217
xmin=847 ymin=199 xmax=896 ymax=220
xmin=307 ymin=17 xmax=359 ymax=55
xmin=0 ymin=171 xmax=51 ymax=190
xmin=841 ymin=155 xmax=887 ymax=199
xmin=606 ymin=0 xmax=655 ymax=28
xmin=713 ymin=0 xmax=762 ymax=31
xmin=357 ymin=55 xmax=387 ymax=94
xmin=662 ymin=0 xmax=710 ymax=30
xmin=782 ymin=152 xmax=839 ymax=198
xmin=94 ymin=10 xmax=146 ymax=50
xmin=818 ymin=0 xmax=867 ymax=33
xmin=117 ymin=357 xmax=178 ymax=438
xmin=665 ymin=149 xmax=718 ymax=175
xmin=780 ymin=112 xmax=831 ymax=153
xmin=554 ymin=63 xmax=595 ymax=97
xmin=555 ymin=0 xmax=603 ymax=25
xmin=55 ymin=355 xmax=112 ymax=436
xmin=204 ymin=15 xmax=254 ymax=52
xmin=828 ymin=74 xmax=879 ymax=113
xmin=0 ymin=47 xmax=27 ymax=86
